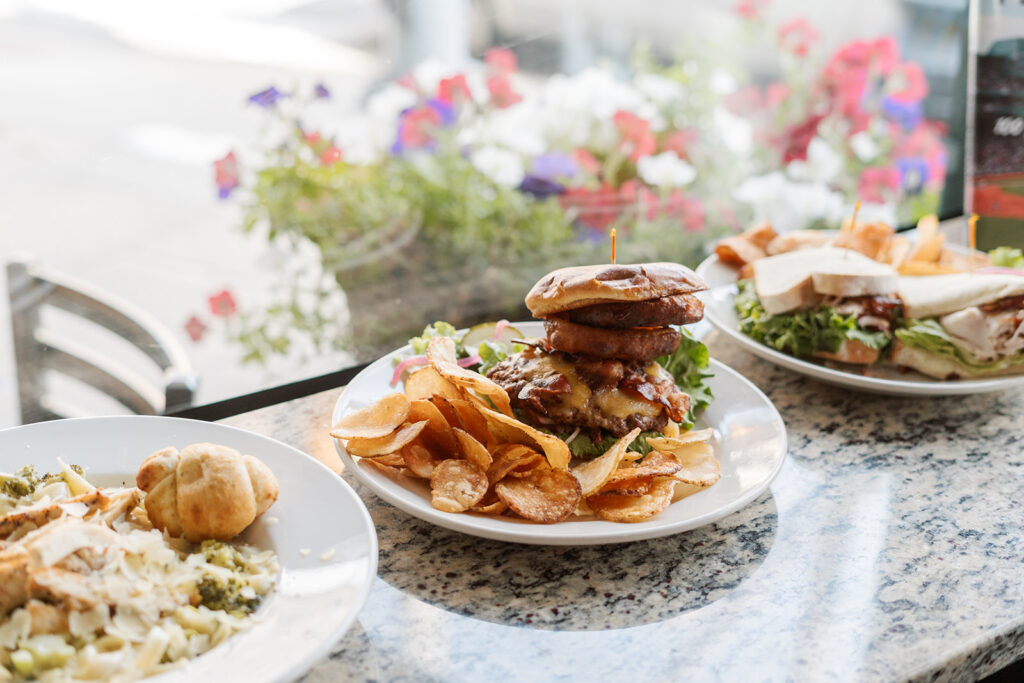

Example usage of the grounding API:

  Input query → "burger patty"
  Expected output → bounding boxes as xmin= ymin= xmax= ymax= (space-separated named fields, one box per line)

xmin=552 ymin=294 xmax=704 ymax=329
xmin=487 ymin=347 xmax=690 ymax=437
xmin=544 ymin=318 xmax=681 ymax=362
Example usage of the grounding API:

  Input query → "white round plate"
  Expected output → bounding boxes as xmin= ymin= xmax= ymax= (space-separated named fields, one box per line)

xmin=332 ymin=322 xmax=787 ymax=546
xmin=696 ymin=253 xmax=1024 ymax=396
xmin=0 ymin=416 xmax=378 ymax=683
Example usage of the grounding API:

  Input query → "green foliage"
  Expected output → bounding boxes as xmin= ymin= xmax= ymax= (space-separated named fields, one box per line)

xmin=735 ymin=279 xmax=890 ymax=357
xmin=655 ymin=328 xmax=714 ymax=429
xmin=409 ymin=321 xmax=464 ymax=356
xmin=895 ymin=319 xmax=1024 ymax=374
xmin=565 ymin=430 xmax=663 ymax=459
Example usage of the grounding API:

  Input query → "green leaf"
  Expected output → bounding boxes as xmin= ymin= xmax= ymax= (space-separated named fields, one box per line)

xmin=895 ymin=319 xmax=1024 ymax=374
xmin=654 ymin=328 xmax=714 ymax=429
xmin=989 ymin=246 xmax=1024 ymax=269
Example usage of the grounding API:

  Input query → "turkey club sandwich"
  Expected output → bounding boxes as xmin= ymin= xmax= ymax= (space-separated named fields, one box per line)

xmin=893 ymin=273 xmax=1024 ymax=379
xmin=734 ymin=247 xmax=901 ymax=364
xmin=487 ymin=263 xmax=712 ymax=457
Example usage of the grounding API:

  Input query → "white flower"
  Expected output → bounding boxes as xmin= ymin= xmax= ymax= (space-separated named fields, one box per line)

xmin=735 ymin=172 xmax=844 ymax=232
xmin=787 ymin=137 xmax=842 ymax=183
xmin=637 ymin=151 xmax=697 ymax=188
xmin=710 ymin=68 xmax=738 ymax=95
xmin=366 ymin=84 xmax=417 ymax=124
xmin=635 ymin=73 xmax=687 ymax=106
xmin=470 ymin=146 xmax=525 ymax=188
xmin=714 ymin=108 xmax=753 ymax=156
xmin=850 ymin=131 xmax=880 ymax=162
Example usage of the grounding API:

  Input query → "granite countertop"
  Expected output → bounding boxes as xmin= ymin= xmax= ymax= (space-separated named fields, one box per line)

xmin=222 ymin=331 xmax=1024 ymax=682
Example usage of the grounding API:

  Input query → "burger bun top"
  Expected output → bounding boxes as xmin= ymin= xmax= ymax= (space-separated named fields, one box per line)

xmin=525 ymin=262 xmax=708 ymax=317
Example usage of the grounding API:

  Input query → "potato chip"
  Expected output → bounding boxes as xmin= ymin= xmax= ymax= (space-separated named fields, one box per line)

xmin=372 ymin=453 xmax=406 ymax=467
xmin=404 ymin=366 xmax=462 ymax=401
xmin=603 ymin=450 xmax=681 ymax=486
xmin=453 ymin=428 xmax=492 ymax=471
xmin=449 ymin=398 xmax=491 ymax=446
xmin=597 ymin=476 xmax=653 ymax=497
xmin=344 ymin=420 xmax=428 ymax=457
xmin=402 ymin=443 xmax=439 ymax=479
xmin=427 ymin=336 xmax=514 ymax=417
xmin=898 ymin=260 xmax=961 ymax=276
xmin=571 ymin=428 xmax=639 ymax=496
xmin=429 ymin=460 xmax=488 ymax=513
xmin=407 ymin=399 xmax=458 ymax=456
xmin=672 ymin=482 xmax=708 ymax=502
xmin=360 ymin=458 xmax=405 ymax=478
xmin=471 ymin=490 xmax=508 ymax=515
xmin=495 ymin=468 xmax=581 ymax=523
xmin=331 ymin=393 xmax=410 ymax=439
xmin=505 ymin=459 xmax=549 ymax=478
xmin=587 ymin=477 xmax=677 ymax=523
xmin=486 ymin=445 xmax=544 ymax=484
xmin=646 ymin=428 xmax=713 ymax=451
xmin=671 ymin=442 xmax=721 ymax=487
xmin=476 ymin=405 xmax=571 ymax=470
xmin=429 ymin=396 xmax=462 ymax=429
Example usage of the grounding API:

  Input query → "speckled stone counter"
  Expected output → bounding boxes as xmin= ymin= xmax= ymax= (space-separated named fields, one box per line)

xmin=222 ymin=330 xmax=1024 ymax=682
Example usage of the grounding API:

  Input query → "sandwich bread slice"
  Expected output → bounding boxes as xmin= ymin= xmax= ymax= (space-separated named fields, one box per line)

xmin=893 ymin=274 xmax=1024 ymax=379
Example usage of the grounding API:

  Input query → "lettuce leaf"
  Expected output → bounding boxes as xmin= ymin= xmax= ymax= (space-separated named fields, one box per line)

xmin=408 ymin=321 xmax=465 ymax=356
xmin=989 ymin=246 xmax=1024 ymax=269
xmin=654 ymin=328 xmax=713 ymax=429
xmin=476 ymin=339 xmax=524 ymax=375
xmin=735 ymin=279 xmax=889 ymax=357
xmin=895 ymin=319 xmax=1024 ymax=373
xmin=564 ymin=430 xmax=663 ymax=459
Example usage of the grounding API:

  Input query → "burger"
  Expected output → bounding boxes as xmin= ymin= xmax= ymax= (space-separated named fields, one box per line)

xmin=486 ymin=262 xmax=711 ymax=456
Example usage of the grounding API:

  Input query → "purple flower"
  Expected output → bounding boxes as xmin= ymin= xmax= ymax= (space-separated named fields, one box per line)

xmin=314 ymin=83 xmax=330 ymax=99
xmin=519 ymin=175 xmax=565 ymax=199
xmin=882 ymin=97 xmax=922 ymax=130
xmin=249 ymin=86 xmax=284 ymax=108
xmin=531 ymin=153 xmax=577 ymax=180
xmin=896 ymin=157 xmax=929 ymax=194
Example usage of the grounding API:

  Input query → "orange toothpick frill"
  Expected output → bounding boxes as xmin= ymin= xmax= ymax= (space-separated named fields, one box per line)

xmin=969 ymin=213 xmax=978 ymax=276
xmin=610 ymin=228 xmax=617 ymax=264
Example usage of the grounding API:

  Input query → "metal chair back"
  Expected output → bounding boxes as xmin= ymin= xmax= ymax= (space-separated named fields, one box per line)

xmin=7 ymin=259 xmax=196 ymax=423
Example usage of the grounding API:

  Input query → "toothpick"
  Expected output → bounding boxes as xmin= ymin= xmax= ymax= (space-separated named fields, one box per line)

xmin=610 ymin=228 xmax=617 ymax=264
xmin=969 ymin=213 xmax=978 ymax=276
xmin=843 ymin=201 xmax=861 ymax=259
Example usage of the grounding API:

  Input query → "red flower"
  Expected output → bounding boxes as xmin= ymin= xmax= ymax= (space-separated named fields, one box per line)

xmin=676 ymin=195 xmax=706 ymax=232
xmin=320 ymin=145 xmax=342 ymax=166
xmin=208 ymin=289 xmax=238 ymax=317
xmin=485 ymin=48 xmax=518 ymax=74
xmin=213 ymin=151 xmax=239 ymax=199
xmin=735 ymin=0 xmax=768 ymax=20
xmin=778 ymin=18 xmax=819 ymax=57
xmin=613 ymin=111 xmax=656 ymax=161
xmin=184 ymin=315 xmax=207 ymax=342
xmin=779 ymin=114 xmax=825 ymax=163
xmin=573 ymin=148 xmax=601 ymax=175
xmin=400 ymin=105 xmax=444 ymax=147
xmin=438 ymin=74 xmax=472 ymax=106
xmin=486 ymin=75 xmax=522 ymax=108
xmin=888 ymin=62 xmax=928 ymax=103
xmin=857 ymin=167 xmax=901 ymax=203
xmin=302 ymin=130 xmax=322 ymax=144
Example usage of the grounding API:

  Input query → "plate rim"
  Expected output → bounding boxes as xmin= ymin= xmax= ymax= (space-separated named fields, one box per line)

xmin=0 ymin=414 xmax=379 ymax=683
xmin=696 ymin=252 xmax=1024 ymax=396
xmin=331 ymin=330 xmax=788 ymax=546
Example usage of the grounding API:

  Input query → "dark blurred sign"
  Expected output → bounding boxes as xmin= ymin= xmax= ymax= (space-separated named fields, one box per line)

xmin=968 ymin=0 xmax=1024 ymax=248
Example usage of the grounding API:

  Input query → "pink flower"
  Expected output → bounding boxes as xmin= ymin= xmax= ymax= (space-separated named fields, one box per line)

xmin=735 ymin=0 xmax=769 ymax=20
xmin=676 ymin=194 xmax=706 ymax=232
xmin=184 ymin=315 xmax=207 ymax=342
xmin=870 ymin=37 xmax=900 ymax=76
xmin=438 ymin=74 xmax=472 ymax=105
xmin=888 ymin=62 xmax=928 ymax=103
xmin=485 ymin=48 xmax=518 ymax=74
xmin=320 ymin=145 xmax=342 ymax=166
xmin=663 ymin=130 xmax=697 ymax=158
xmin=765 ymin=82 xmax=790 ymax=108
xmin=302 ymin=130 xmax=322 ymax=144
xmin=208 ymin=289 xmax=238 ymax=317
xmin=486 ymin=75 xmax=522 ymax=108
xmin=778 ymin=18 xmax=819 ymax=57
xmin=613 ymin=111 xmax=656 ymax=161
xmin=857 ymin=167 xmax=900 ymax=203
xmin=213 ymin=151 xmax=239 ymax=199
xmin=399 ymin=104 xmax=445 ymax=147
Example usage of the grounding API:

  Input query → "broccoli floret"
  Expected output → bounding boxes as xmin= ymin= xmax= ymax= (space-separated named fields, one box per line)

xmin=197 ymin=576 xmax=261 ymax=615
xmin=1 ymin=466 xmax=41 ymax=497
xmin=199 ymin=539 xmax=248 ymax=570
